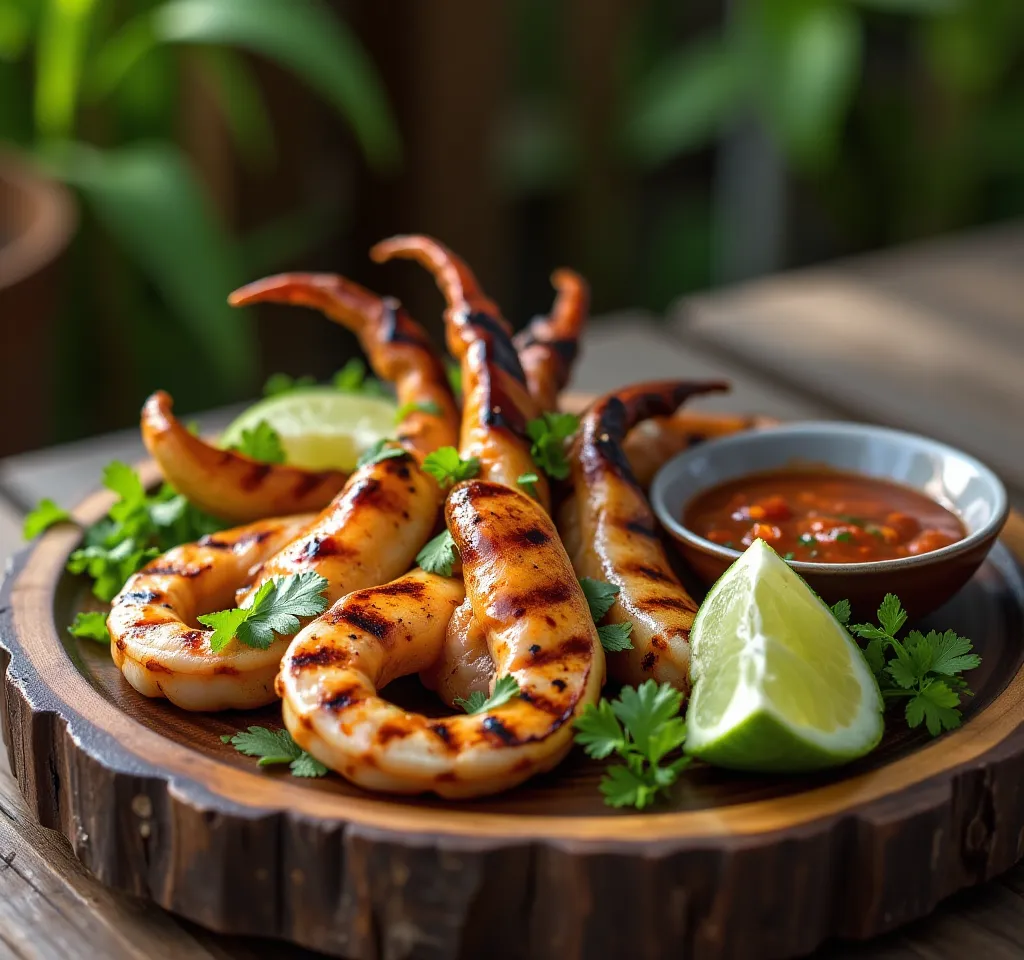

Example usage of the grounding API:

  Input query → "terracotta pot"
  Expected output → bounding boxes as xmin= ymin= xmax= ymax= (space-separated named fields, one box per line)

xmin=0 ymin=150 xmax=77 ymax=456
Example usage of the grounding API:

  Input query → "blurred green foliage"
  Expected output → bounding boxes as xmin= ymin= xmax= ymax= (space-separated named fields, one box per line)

xmin=0 ymin=0 xmax=398 ymax=437
xmin=504 ymin=0 xmax=1024 ymax=309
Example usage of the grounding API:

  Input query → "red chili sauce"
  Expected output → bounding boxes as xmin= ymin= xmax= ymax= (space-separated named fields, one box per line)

xmin=684 ymin=469 xmax=965 ymax=563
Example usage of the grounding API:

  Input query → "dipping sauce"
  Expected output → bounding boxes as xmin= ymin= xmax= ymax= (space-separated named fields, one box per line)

xmin=684 ymin=469 xmax=965 ymax=563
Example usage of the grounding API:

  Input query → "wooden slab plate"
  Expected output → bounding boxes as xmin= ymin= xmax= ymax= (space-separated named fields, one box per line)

xmin=3 ymin=410 xmax=1024 ymax=960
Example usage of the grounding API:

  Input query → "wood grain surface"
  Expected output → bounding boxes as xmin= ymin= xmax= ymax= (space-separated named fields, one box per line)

xmin=3 ymin=461 xmax=1024 ymax=959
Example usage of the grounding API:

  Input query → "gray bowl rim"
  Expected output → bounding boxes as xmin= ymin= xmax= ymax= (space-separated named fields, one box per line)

xmin=649 ymin=420 xmax=1010 ymax=576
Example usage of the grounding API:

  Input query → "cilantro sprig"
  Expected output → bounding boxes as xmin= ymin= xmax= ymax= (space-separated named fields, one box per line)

xmin=422 ymin=447 xmax=480 ymax=488
xmin=526 ymin=412 xmax=579 ymax=481
xmin=455 ymin=675 xmax=521 ymax=714
xmin=263 ymin=372 xmax=316 ymax=397
xmin=356 ymin=439 xmax=407 ymax=468
xmin=333 ymin=358 xmax=388 ymax=397
xmin=834 ymin=594 xmax=981 ymax=736
xmin=42 ymin=462 xmax=225 ymax=602
xmin=67 ymin=611 xmax=110 ymax=643
xmin=221 ymin=726 xmax=327 ymax=778
xmin=228 ymin=420 xmax=286 ymax=464
xmin=579 ymin=576 xmax=634 ymax=653
xmin=198 ymin=572 xmax=329 ymax=653
xmin=417 ymin=529 xmax=459 ymax=577
xmin=516 ymin=472 xmax=539 ymax=497
xmin=23 ymin=498 xmax=72 ymax=539
xmin=574 ymin=680 xmax=691 ymax=809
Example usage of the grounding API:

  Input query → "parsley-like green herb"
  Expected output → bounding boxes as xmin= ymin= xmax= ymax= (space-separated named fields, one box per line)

xmin=198 ymin=572 xmax=329 ymax=653
xmin=526 ymin=412 xmax=579 ymax=480
xmin=516 ymin=472 xmax=539 ymax=497
xmin=454 ymin=675 xmax=521 ymax=714
xmin=395 ymin=399 xmax=442 ymax=423
xmin=63 ymin=463 xmax=225 ymax=602
xmin=835 ymin=531 xmax=854 ymax=543
xmin=263 ymin=373 xmax=316 ymax=397
xmin=422 ymin=447 xmax=480 ymax=488
xmin=67 ymin=611 xmax=110 ymax=643
xmin=842 ymin=593 xmax=981 ymax=736
xmin=229 ymin=420 xmax=286 ymax=464
xmin=221 ymin=726 xmax=328 ymax=778
xmin=783 ymin=551 xmax=796 ymax=561
xmin=356 ymin=439 xmax=407 ymax=468
xmin=798 ymin=533 xmax=816 ymax=546
xmin=574 ymin=680 xmax=692 ymax=809
xmin=830 ymin=599 xmax=851 ymax=625
xmin=333 ymin=358 xmax=389 ymax=397
xmin=416 ymin=529 xmax=459 ymax=576
xmin=837 ymin=514 xmax=866 ymax=527
xmin=579 ymin=577 xmax=634 ymax=653
xmin=23 ymin=498 xmax=73 ymax=539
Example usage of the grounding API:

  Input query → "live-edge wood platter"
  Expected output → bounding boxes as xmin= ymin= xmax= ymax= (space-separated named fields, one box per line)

xmin=3 ymin=420 xmax=1024 ymax=960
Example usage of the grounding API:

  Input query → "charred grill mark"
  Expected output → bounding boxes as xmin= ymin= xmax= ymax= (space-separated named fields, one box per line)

xmin=180 ymin=630 xmax=205 ymax=650
xmin=623 ymin=518 xmax=659 ymax=539
xmin=197 ymin=535 xmax=232 ymax=550
xmin=115 ymin=638 xmax=126 ymax=653
xmin=651 ymin=636 xmax=668 ymax=650
xmin=524 ymin=632 xmax=593 ymax=668
xmin=641 ymin=651 xmax=657 ymax=671
xmin=623 ymin=563 xmax=677 ymax=585
xmin=466 ymin=312 xmax=526 ymax=383
xmin=290 ymin=646 xmax=349 ymax=671
xmin=379 ymin=297 xmax=432 ymax=349
xmin=292 ymin=470 xmax=333 ymax=500
xmin=479 ymin=368 xmax=529 ymax=437
xmin=481 ymin=716 xmax=520 ymax=746
xmin=213 ymin=664 xmax=240 ymax=676
xmin=121 ymin=589 xmax=161 ymax=604
xmin=376 ymin=720 xmax=414 ymax=745
xmin=517 ymin=688 xmax=566 ymax=717
xmin=395 ymin=463 xmax=412 ymax=481
xmin=327 ymin=607 xmax=391 ymax=641
xmin=518 ymin=526 xmax=551 ymax=547
xmin=639 ymin=595 xmax=698 ymax=614
xmin=491 ymin=580 xmax=572 ymax=620
xmin=298 ymin=535 xmax=350 ymax=562
xmin=551 ymin=678 xmax=567 ymax=691
xmin=371 ymin=579 xmax=428 ymax=598
xmin=239 ymin=462 xmax=273 ymax=492
xmin=544 ymin=614 xmax=557 ymax=628
xmin=319 ymin=686 xmax=362 ymax=711
xmin=428 ymin=722 xmax=456 ymax=750
xmin=145 ymin=659 xmax=173 ymax=675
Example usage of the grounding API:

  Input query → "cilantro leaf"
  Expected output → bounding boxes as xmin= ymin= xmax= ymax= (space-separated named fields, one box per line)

xmin=907 ymin=681 xmax=962 ymax=736
xmin=575 ymin=680 xmax=691 ymax=809
xmin=526 ymin=412 xmax=579 ymax=480
xmin=395 ymin=399 xmax=442 ymax=423
xmin=356 ymin=439 xmax=407 ymax=468
xmin=67 ymin=611 xmax=110 ymax=643
xmin=573 ymin=700 xmax=626 ymax=759
xmin=263 ymin=372 xmax=316 ymax=396
xmin=517 ymin=472 xmax=539 ymax=497
xmin=221 ymin=726 xmax=328 ymax=777
xmin=877 ymin=593 xmax=908 ymax=637
xmin=598 ymin=621 xmax=634 ymax=652
xmin=455 ymin=675 xmax=521 ymax=714
xmin=24 ymin=499 xmax=73 ymax=539
xmin=198 ymin=573 xmax=329 ymax=653
xmin=416 ymin=529 xmax=459 ymax=577
xmin=830 ymin=599 xmax=851 ymax=625
xmin=229 ymin=421 xmax=286 ymax=464
xmin=836 ymin=592 xmax=981 ymax=739
xmin=68 ymin=539 xmax=159 ymax=602
xmin=422 ymin=447 xmax=480 ymax=488
xmin=579 ymin=577 xmax=620 ymax=623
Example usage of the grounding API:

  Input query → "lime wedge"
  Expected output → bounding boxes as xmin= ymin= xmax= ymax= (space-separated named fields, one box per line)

xmin=685 ymin=539 xmax=883 ymax=771
xmin=220 ymin=388 xmax=396 ymax=472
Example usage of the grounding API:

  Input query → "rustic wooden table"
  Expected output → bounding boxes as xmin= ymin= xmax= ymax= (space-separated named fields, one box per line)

xmin=2 ymin=223 xmax=1024 ymax=959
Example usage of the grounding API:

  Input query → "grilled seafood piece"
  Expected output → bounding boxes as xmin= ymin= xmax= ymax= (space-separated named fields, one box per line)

xmin=371 ymin=233 xmax=549 ymax=507
xmin=513 ymin=269 xmax=589 ymax=413
xmin=565 ymin=379 xmax=728 ymax=691
xmin=281 ymin=480 xmax=603 ymax=798
xmin=141 ymin=392 xmax=347 ymax=524
xmin=107 ymin=515 xmax=312 ymax=710
xmin=228 ymin=274 xmax=459 ymax=459
xmin=236 ymin=449 xmax=439 ymax=607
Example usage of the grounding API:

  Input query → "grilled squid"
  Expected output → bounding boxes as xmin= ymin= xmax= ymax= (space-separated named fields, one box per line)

xmin=228 ymin=274 xmax=459 ymax=459
xmin=280 ymin=481 xmax=603 ymax=798
xmin=513 ymin=268 xmax=589 ymax=413
xmin=565 ymin=380 xmax=728 ymax=691
xmin=141 ymin=392 xmax=347 ymax=524
xmin=107 ymin=515 xmax=312 ymax=710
